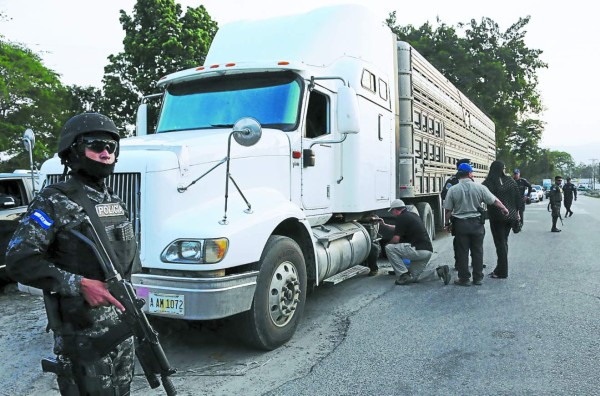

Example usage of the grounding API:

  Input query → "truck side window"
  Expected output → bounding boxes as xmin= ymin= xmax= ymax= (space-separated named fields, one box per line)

xmin=305 ymin=90 xmax=329 ymax=139
xmin=361 ymin=70 xmax=376 ymax=93
xmin=378 ymin=79 xmax=388 ymax=101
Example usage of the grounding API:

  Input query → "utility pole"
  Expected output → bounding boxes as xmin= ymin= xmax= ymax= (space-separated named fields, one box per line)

xmin=590 ymin=159 xmax=598 ymax=190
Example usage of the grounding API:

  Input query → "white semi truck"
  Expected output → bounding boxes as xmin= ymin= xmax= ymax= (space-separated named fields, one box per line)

xmin=42 ymin=5 xmax=495 ymax=350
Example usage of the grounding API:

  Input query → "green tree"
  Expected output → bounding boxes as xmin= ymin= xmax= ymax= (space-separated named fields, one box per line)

xmin=386 ymin=13 xmax=547 ymax=164
xmin=65 ymin=85 xmax=103 ymax=114
xmin=547 ymin=150 xmax=575 ymax=176
xmin=101 ymin=0 xmax=218 ymax=131
xmin=0 ymin=40 xmax=68 ymax=171
xmin=506 ymin=118 xmax=545 ymax=165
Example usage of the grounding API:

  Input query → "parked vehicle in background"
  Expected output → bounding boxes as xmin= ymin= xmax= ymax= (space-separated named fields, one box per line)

xmin=529 ymin=190 xmax=540 ymax=203
xmin=577 ymin=185 xmax=588 ymax=191
xmin=532 ymin=185 xmax=544 ymax=201
xmin=0 ymin=171 xmax=41 ymax=286
xmin=542 ymin=179 xmax=552 ymax=197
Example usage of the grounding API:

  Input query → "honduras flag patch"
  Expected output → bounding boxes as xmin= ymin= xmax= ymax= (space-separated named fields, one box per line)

xmin=30 ymin=209 xmax=54 ymax=229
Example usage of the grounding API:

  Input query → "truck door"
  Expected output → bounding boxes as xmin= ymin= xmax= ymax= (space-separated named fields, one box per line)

xmin=301 ymin=90 xmax=333 ymax=210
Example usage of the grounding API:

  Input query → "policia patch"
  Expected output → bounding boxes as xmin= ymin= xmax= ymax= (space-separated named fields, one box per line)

xmin=95 ymin=203 xmax=125 ymax=218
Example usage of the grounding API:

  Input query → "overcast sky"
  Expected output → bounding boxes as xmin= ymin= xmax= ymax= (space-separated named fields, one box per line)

xmin=1 ymin=0 xmax=599 ymax=164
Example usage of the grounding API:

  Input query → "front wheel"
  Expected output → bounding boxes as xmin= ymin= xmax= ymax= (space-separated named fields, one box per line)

xmin=239 ymin=236 xmax=307 ymax=350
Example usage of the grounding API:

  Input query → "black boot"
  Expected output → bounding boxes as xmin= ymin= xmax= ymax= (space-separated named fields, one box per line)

xmin=551 ymin=218 xmax=560 ymax=232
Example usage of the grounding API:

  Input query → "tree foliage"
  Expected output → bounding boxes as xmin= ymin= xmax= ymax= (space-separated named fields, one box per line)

xmin=386 ymin=13 xmax=547 ymax=164
xmin=0 ymin=39 xmax=100 ymax=172
xmin=0 ymin=40 xmax=69 ymax=170
xmin=101 ymin=0 xmax=218 ymax=131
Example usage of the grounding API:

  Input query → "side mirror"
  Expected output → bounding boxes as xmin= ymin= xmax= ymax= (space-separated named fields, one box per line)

xmin=337 ymin=86 xmax=360 ymax=134
xmin=232 ymin=117 xmax=262 ymax=147
xmin=23 ymin=129 xmax=35 ymax=151
xmin=136 ymin=103 xmax=148 ymax=136
xmin=0 ymin=196 xmax=16 ymax=209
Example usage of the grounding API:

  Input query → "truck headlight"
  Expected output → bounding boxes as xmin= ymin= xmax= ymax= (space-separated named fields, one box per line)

xmin=161 ymin=238 xmax=228 ymax=264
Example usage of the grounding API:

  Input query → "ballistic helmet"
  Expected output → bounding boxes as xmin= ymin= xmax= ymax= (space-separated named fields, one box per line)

xmin=58 ymin=113 xmax=120 ymax=159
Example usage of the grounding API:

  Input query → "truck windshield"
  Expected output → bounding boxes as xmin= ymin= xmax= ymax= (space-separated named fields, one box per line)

xmin=157 ymin=71 xmax=302 ymax=133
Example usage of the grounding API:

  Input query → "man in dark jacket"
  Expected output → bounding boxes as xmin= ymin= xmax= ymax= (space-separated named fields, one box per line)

xmin=6 ymin=113 xmax=138 ymax=395
xmin=548 ymin=175 xmax=564 ymax=232
xmin=382 ymin=199 xmax=451 ymax=286
xmin=512 ymin=169 xmax=532 ymax=223
xmin=562 ymin=177 xmax=577 ymax=217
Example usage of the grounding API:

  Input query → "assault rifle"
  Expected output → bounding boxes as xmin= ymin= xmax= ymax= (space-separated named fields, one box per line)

xmin=70 ymin=216 xmax=177 ymax=396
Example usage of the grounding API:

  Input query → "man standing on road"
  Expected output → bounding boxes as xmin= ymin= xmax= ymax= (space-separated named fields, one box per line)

xmin=512 ymin=169 xmax=532 ymax=224
xmin=444 ymin=163 xmax=509 ymax=286
xmin=548 ymin=175 xmax=564 ymax=232
xmin=6 ymin=113 xmax=138 ymax=395
xmin=441 ymin=158 xmax=471 ymax=271
xmin=562 ymin=177 xmax=577 ymax=217
xmin=381 ymin=199 xmax=451 ymax=286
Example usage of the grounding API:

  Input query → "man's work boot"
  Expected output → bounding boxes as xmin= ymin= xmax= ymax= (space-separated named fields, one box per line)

xmin=551 ymin=228 xmax=562 ymax=232
xmin=395 ymin=272 xmax=414 ymax=285
xmin=436 ymin=265 xmax=451 ymax=285
xmin=454 ymin=278 xmax=472 ymax=287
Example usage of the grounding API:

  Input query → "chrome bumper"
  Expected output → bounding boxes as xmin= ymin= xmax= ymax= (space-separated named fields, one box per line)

xmin=131 ymin=271 xmax=258 ymax=320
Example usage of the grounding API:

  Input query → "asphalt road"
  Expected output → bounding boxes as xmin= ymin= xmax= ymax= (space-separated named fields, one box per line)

xmin=1 ymin=194 xmax=598 ymax=395
xmin=269 ymin=194 xmax=600 ymax=396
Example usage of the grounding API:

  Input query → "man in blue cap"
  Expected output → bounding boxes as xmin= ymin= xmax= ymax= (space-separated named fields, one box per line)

xmin=441 ymin=158 xmax=471 ymax=201
xmin=512 ymin=169 xmax=532 ymax=224
xmin=444 ymin=163 xmax=509 ymax=286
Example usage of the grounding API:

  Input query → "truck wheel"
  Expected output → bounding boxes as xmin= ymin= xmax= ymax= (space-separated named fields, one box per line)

xmin=239 ymin=235 xmax=307 ymax=350
xmin=415 ymin=202 xmax=435 ymax=241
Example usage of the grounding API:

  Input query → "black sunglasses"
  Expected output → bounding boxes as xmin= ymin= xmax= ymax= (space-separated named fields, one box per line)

xmin=80 ymin=138 xmax=118 ymax=154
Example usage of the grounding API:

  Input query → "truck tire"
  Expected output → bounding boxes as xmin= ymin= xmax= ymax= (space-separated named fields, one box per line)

xmin=415 ymin=202 xmax=435 ymax=241
xmin=239 ymin=235 xmax=307 ymax=351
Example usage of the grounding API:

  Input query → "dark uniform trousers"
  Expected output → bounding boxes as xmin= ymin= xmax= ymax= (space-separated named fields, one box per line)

xmin=453 ymin=217 xmax=485 ymax=281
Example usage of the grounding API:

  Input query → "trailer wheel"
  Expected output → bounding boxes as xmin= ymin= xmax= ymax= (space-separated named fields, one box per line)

xmin=239 ymin=235 xmax=307 ymax=350
xmin=415 ymin=202 xmax=435 ymax=241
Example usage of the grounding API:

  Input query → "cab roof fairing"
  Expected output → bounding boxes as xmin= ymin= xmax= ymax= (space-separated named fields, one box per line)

xmin=156 ymin=62 xmax=307 ymax=88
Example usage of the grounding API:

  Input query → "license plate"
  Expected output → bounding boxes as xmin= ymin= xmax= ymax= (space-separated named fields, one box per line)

xmin=148 ymin=292 xmax=185 ymax=316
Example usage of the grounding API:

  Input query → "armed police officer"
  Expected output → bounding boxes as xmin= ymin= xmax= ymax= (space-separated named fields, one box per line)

xmin=562 ymin=177 xmax=577 ymax=217
xmin=548 ymin=175 xmax=564 ymax=232
xmin=6 ymin=113 xmax=138 ymax=395
xmin=512 ymin=169 xmax=532 ymax=224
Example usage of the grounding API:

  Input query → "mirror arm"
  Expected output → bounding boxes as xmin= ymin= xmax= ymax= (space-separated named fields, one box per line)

xmin=309 ymin=133 xmax=349 ymax=148
xmin=308 ymin=76 xmax=347 ymax=91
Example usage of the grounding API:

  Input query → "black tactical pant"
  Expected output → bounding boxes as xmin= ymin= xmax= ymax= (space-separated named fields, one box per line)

xmin=564 ymin=198 xmax=573 ymax=216
xmin=452 ymin=217 xmax=485 ymax=282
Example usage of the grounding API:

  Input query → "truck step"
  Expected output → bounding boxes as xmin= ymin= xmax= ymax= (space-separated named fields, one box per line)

xmin=323 ymin=265 xmax=370 ymax=285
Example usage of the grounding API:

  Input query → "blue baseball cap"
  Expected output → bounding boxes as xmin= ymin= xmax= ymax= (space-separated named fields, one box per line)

xmin=513 ymin=169 xmax=520 ymax=174
xmin=457 ymin=163 xmax=473 ymax=173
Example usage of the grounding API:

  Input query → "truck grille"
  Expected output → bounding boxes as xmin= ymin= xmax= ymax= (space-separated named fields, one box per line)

xmin=46 ymin=173 xmax=142 ymax=242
